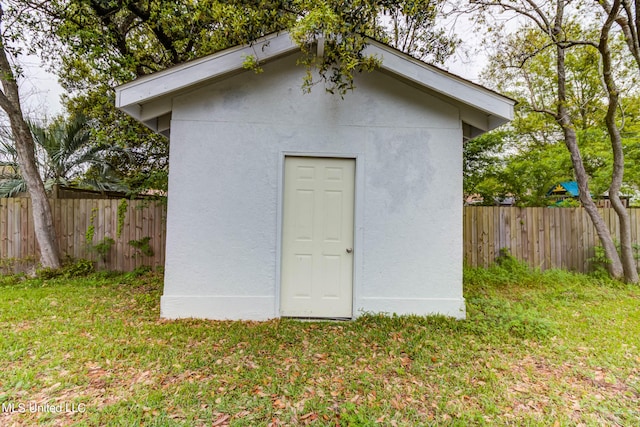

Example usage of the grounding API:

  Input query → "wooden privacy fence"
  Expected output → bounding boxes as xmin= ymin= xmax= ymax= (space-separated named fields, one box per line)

xmin=464 ymin=206 xmax=640 ymax=273
xmin=0 ymin=198 xmax=166 ymax=273
xmin=2 ymin=201 xmax=638 ymax=274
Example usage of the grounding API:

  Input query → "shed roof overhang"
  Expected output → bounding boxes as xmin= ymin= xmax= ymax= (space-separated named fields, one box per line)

xmin=115 ymin=32 xmax=515 ymax=139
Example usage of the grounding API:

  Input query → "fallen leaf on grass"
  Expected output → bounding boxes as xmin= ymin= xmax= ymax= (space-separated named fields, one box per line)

xmin=212 ymin=413 xmax=231 ymax=426
xmin=300 ymin=412 xmax=318 ymax=421
xmin=512 ymin=385 xmax=529 ymax=393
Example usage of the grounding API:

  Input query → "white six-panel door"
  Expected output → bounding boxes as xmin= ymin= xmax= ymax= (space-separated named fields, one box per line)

xmin=280 ymin=157 xmax=355 ymax=318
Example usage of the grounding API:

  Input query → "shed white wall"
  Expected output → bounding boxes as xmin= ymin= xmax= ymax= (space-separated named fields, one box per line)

xmin=161 ymin=54 xmax=465 ymax=320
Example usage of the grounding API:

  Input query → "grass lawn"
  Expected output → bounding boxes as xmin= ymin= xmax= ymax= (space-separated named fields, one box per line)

xmin=0 ymin=260 xmax=639 ymax=426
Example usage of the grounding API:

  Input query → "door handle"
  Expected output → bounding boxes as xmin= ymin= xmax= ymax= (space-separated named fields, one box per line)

xmin=346 ymin=248 xmax=353 ymax=254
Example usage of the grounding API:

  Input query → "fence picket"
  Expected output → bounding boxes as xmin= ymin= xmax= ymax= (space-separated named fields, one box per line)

xmin=2 ymin=200 xmax=640 ymax=274
xmin=464 ymin=206 xmax=640 ymax=272
xmin=0 ymin=198 xmax=166 ymax=273
xmin=0 ymin=199 xmax=7 ymax=260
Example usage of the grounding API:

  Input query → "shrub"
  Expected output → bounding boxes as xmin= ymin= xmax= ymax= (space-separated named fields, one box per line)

xmin=35 ymin=258 xmax=95 ymax=280
xmin=62 ymin=259 xmax=95 ymax=277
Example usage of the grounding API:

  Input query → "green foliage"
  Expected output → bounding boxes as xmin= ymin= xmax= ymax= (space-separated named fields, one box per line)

xmin=465 ymin=125 xmax=580 ymax=206
xmin=62 ymin=88 xmax=169 ymax=195
xmin=85 ymin=206 xmax=115 ymax=263
xmin=85 ymin=207 xmax=98 ymax=245
xmin=0 ymin=272 xmax=27 ymax=287
xmin=0 ymin=145 xmax=26 ymax=197
xmin=128 ymin=236 xmax=154 ymax=257
xmin=383 ymin=0 xmax=457 ymax=64
xmin=241 ymin=54 xmax=264 ymax=74
xmin=20 ymin=0 xmax=295 ymax=194
xmin=62 ymin=258 xmax=96 ymax=277
xmin=589 ymin=240 xmax=640 ymax=276
xmin=290 ymin=1 xmax=382 ymax=95
xmin=466 ymin=297 xmax=557 ymax=340
xmin=0 ymin=256 xmax=37 ymax=275
xmin=494 ymin=247 xmax=529 ymax=274
xmin=340 ymin=401 xmax=377 ymax=425
xmin=129 ymin=265 xmax=153 ymax=277
xmin=467 ymin=23 xmax=640 ymax=207
xmin=465 ymin=248 xmax=533 ymax=288
xmin=552 ymin=198 xmax=581 ymax=207
xmin=35 ymin=258 xmax=95 ymax=279
xmin=11 ymin=0 xmax=456 ymax=194
xmin=461 ymin=251 xmax=632 ymax=340
xmin=116 ymin=199 xmax=128 ymax=238
xmin=33 ymin=266 xmax=61 ymax=280
xmin=84 ymin=223 xmax=95 ymax=245
xmin=463 ymin=131 xmax=507 ymax=203
xmin=588 ymin=243 xmax=614 ymax=278
xmin=90 ymin=237 xmax=115 ymax=263
xmin=0 ymin=114 xmax=129 ymax=197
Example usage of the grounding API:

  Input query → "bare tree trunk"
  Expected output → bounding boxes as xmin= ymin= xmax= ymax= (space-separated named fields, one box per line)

xmin=0 ymin=7 xmax=61 ymax=269
xmin=553 ymin=1 xmax=624 ymax=279
xmin=560 ymin=121 xmax=624 ymax=279
xmin=599 ymin=0 xmax=638 ymax=283
xmin=612 ymin=1 xmax=640 ymax=66
xmin=469 ymin=0 xmax=629 ymax=279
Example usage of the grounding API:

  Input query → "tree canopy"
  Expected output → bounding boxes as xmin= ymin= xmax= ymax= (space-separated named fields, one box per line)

xmin=466 ymin=22 xmax=640 ymax=207
xmin=462 ymin=0 xmax=640 ymax=281
xmin=5 ymin=0 xmax=455 ymax=194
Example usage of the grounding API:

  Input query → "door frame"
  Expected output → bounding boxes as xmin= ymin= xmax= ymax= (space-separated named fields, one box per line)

xmin=275 ymin=152 xmax=363 ymax=319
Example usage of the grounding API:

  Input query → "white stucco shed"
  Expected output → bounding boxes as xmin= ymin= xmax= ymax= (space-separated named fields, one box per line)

xmin=115 ymin=32 xmax=514 ymax=321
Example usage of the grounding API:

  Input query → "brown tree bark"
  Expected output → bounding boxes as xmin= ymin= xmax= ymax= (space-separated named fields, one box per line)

xmin=599 ymin=0 xmax=638 ymax=283
xmin=0 ymin=6 xmax=61 ymax=269
xmin=470 ymin=0 xmax=627 ymax=278
xmin=552 ymin=0 xmax=624 ymax=279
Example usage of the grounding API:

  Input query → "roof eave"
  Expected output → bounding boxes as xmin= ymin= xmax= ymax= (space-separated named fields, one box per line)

xmin=115 ymin=32 xmax=515 ymax=136
xmin=114 ymin=31 xmax=298 ymax=117
xmin=363 ymin=41 xmax=515 ymax=132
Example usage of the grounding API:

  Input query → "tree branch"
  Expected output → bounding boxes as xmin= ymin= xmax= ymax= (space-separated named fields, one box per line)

xmin=126 ymin=2 xmax=179 ymax=66
xmin=529 ymin=105 xmax=558 ymax=117
xmin=470 ymin=0 xmax=551 ymax=35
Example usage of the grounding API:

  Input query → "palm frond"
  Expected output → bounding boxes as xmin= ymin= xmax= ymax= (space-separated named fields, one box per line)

xmin=80 ymin=177 xmax=130 ymax=193
xmin=0 ymin=178 xmax=27 ymax=197
xmin=53 ymin=114 xmax=91 ymax=164
xmin=0 ymin=140 xmax=18 ymax=161
xmin=25 ymin=114 xmax=130 ymax=191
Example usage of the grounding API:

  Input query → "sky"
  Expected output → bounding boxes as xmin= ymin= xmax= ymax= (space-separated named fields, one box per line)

xmin=19 ymin=53 xmax=66 ymax=118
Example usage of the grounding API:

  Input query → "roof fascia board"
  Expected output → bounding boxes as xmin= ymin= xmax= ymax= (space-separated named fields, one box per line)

xmin=364 ymin=41 xmax=515 ymax=127
xmin=115 ymin=32 xmax=298 ymax=111
xmin=115 ymin=32 xmax=514 ymax=136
